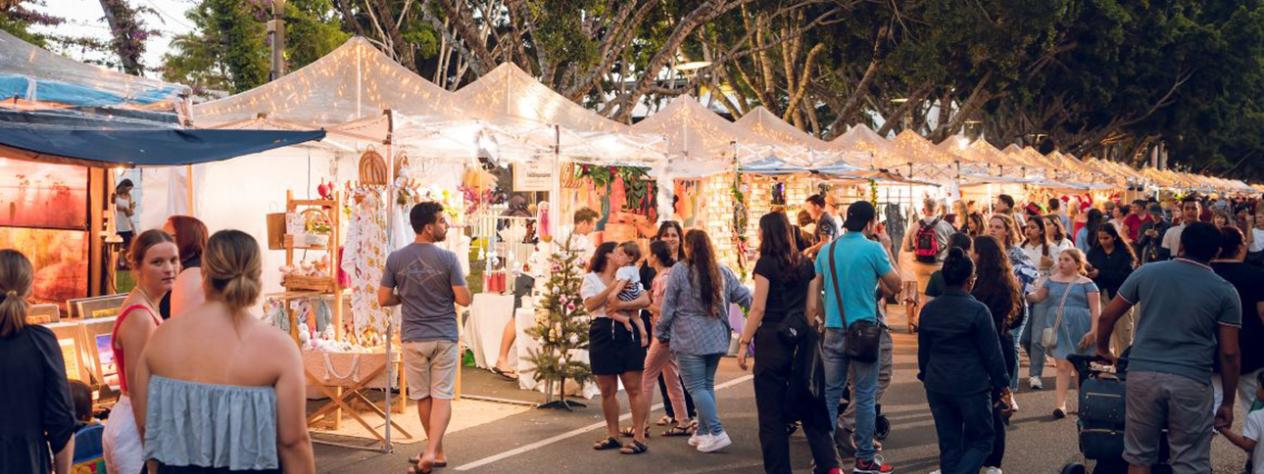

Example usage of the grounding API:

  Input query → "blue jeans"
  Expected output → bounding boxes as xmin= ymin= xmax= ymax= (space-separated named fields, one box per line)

xmin=1026 ymin=303 xmax=1048 ymax=380
xmin=676 ymin=352 xmax=723 ymax=436
xmin=823 ymin=327 xmax=880 ymax=461
xmin=1009 ymin=303 xmax=1029 ymax=391
xmin=926 ymin=389 xmax=996 ymax=474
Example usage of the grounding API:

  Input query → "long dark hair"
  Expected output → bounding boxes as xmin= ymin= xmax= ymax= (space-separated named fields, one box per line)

xmin=588 ymin=242 xmax=618 ymax=273
xmin=972 ymin=235 xmax=1021 ymax=326
xmin=656 ymin=221 xmax=687 ymax=261
xmin=1084 ymin=209 xmax=1105 ymax=249
xmin=1044 ymin=214 xmax=1068 ymax=242
xmin=649 ymin=240 xmax=675 ymax=268
xmin=758 ymin=212 xmax=803 ymax=278
xmin=1096 ymin=223 xmax=1138 ymax=266
xmin=167 ymin=215 xmax=208 ymax=268
xmin=1022 ymin=216 xmax=1051 ymax=257
xmin=684 ymin=229 xmax=724 ymax=318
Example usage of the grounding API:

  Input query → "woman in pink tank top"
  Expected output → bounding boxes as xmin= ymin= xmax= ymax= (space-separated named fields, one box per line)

xmin=103 ymin=229 xmax=179 ymax=474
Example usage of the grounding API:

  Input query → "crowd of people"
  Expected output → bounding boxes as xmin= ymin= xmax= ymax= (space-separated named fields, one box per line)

xmin=6 ymin=190 xmax=1264 ymax=474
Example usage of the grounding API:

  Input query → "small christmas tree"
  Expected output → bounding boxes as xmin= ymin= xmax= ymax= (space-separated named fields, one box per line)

xmin=525 ymin=234 xmax=592 ymax=409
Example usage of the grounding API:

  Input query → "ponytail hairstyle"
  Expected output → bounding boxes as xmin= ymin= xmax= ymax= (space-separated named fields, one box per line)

xmin=166 ymin=215 xmax=208 ymax=268
xmin=684 ymin=229 xmax=724 ymax=318
xmin=941 ymin=247 xmax=975 ymax=287
xmin=202 ymin=230 xmax=263 ymax=311
xmin=0 ymin=250 xmax=33 ymax=337
xmin=648 ymin=240 xmax=675 ymax=268
xmin=129 ymin=229 xmax=176 ymax=270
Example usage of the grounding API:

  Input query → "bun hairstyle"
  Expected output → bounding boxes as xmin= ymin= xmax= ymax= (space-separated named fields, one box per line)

xmin=202 ymin=230 xmax=262 ymax=310
xmin=0 ymin=250 xmax=33 ymax=338
xmin=941 ymin=247 xmax=975 ymax=287
xmin=130 ymin=229 xmax=176 ymax=269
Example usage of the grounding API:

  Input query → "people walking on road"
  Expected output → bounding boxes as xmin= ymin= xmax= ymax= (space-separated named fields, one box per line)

xmin=808 ymin=201 xmax=901 ymax=474
xmin=0 ymin=250 xmax=76 ymax=474
xmin=923 ymin=233 xmax=974 ymax=303
xmin=1085 ymin=224 xmax=1137 ymax=358
xmin=582 ymin=241 xmax=652 ymax=454
xmin=380 ymin=202 xmax=472 ymax=473
xmin=133 ymin=230 xmax=315 ymax=473
xmin=905 ymin=197 xmax=956 ymax=310
xmin=638 ymin=240 xmax=693 ymax=438
xmin=1026 ymin=248 xmax=1099 ymax=419
xmin=104 ymin=229 xmax=177 ymax=474
xmin=1075 ymin=209 xmax=1105 ymax=255
xmin=657 ymin=229 xmax=752 ymax=454
xmin=738 ymin=211 xmax=841 ymax=474
xmin=969 ymin=236 xmax=1023 ymax=474
xmin=1161 ymin=197 xmax=1203 ymax=260
xmin=639 ymin=221 xmax=697 ymax=429
xmin=918 ymin=247 xmax=1012 ymax=474
xmin=1097 ymin=222 xmax=1241 ymax=473
xmin=1211 ymin=227 xmax=1264 ymax=411
xmin=1136 ymin=204 xmax=1171 ymax=263
xmin=987 ymin=214 xmax=1038 ymax=395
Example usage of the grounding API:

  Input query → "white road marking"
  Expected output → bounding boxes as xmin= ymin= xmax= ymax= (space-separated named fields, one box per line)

xmin=454 ymin=374 xmax=755 ymax=471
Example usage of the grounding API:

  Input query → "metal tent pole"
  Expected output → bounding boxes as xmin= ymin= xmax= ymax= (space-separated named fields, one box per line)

xmin=383 ymin=109 xmax=394 ymax=453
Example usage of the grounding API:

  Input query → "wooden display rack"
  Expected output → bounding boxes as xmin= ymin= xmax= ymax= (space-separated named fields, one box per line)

xmin=281 ymin=189 xmax=344 ymax=343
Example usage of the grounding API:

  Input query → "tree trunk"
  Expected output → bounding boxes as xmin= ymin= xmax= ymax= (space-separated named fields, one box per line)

xmin=98 ymin=0 xmax=145 ymax=75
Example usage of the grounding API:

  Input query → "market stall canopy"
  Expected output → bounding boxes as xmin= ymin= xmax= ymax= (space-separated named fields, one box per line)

xmin=740 ymin=156 xmax=810 ymax=175
xmin=887 ymin=130 xmax=976 ymax=182
xmin=452 ymin=62 xmax=628 ymax=133
xmin=632 ymin=96 xmax=779 ymax=178
xmin=192 ymin=37 xmax=455 ymax=131
xmin=813 ymin=158 xmax=940 ymax=186
xmin=0 ymin=29 xmax=188 ymax=115
xmin=0 ymin=124 xmax=325 ymax=167
xmin=732 ymin=107 xmax=863 ymax=166
xmin=830 ymin=124 xmax=905 ymax=168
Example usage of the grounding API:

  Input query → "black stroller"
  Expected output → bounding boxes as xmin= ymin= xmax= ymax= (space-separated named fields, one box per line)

xmin=1060 ymin=354 xmax=1171 ymax=474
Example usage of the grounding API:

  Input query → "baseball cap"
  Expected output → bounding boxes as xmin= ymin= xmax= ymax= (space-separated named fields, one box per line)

xmin=1148 ymin=203 xmax=1163 ymax=216
xmin=843 ymin=201 xmax=877 ymax=231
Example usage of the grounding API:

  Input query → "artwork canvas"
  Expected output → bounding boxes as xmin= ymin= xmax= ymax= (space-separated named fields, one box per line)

xmin=0 ymin=228 xmax=88 ymax=304
xmin=0 ymin=159 xmax=88 ymax=229
xmin=94 ymin=333 xmax=117 ymax=390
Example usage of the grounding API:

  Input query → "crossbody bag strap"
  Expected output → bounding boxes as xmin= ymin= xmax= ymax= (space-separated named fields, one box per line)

xmin=1051 ymin=281 xmax=1075 ymax=331
xmin=827 ymin=240 xmax=846 ymax=326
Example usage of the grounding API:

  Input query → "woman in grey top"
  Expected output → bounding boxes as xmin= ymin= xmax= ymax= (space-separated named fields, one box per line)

xmin=133 ymin=230 xmax=314 ymax=473
xmin=656 ymin=229 xmax=752 ymax=454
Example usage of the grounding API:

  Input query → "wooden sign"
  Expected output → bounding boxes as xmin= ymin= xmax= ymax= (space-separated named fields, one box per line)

xmin=513 ymin=163 xmax=552 ymax=192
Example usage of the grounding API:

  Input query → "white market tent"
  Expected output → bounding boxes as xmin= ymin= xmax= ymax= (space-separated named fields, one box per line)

xmin=830 ymin=124 xmax=907 ymax=169
xmin=632 ymin=95 xmax=781 ymax=178
xmin=732 ymin=106 xmax=866 ymax=167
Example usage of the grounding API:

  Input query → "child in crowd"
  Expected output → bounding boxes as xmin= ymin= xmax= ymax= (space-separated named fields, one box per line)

xmin=612 ymin=241 xmax=648 ymax=346
xmin=1217 ymin=370 xmax=1264 ymax=474
xmin=69 ymin=380 xmax=105 ymax=474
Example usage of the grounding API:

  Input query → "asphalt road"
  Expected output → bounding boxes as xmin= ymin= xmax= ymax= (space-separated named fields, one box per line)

xmin=316 ymin=315 xmax=1250 ymax=473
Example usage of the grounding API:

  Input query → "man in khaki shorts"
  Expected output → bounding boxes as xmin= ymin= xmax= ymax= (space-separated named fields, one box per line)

xmin=380 ymin=201 xmax=472 ymax=473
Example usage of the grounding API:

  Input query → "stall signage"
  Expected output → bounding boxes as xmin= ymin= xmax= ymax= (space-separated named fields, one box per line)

xmin=513 ymin=163 xmax=552 ymax=191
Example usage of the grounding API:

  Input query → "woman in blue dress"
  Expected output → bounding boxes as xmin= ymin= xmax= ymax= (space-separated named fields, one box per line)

xmin=1026 ymin=247 xmax=1100 ymax=420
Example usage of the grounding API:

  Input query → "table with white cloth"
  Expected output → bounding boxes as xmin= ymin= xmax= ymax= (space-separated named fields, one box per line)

xmin=461 ymin=292 xmax=515 ymax=370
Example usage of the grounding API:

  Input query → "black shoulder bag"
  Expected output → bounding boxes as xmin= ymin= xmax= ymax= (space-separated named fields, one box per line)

xmin=828 ymin=239 xmax=881 ymax=362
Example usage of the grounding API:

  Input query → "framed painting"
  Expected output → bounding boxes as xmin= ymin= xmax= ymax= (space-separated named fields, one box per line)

xmin=0 ymin=228 xmax=88 ymax=304
xmin=69 ymin=294 xmax=129 ymax=319
xmin=0 ymin=158 xmax=88 ymax=230
xmin=26 ymin=303 xmax=60 ymax=324
xmin=46 ymin=321 xmax=91 ymax=382
xmin=81 ymin=318 xmax=118 ymax=391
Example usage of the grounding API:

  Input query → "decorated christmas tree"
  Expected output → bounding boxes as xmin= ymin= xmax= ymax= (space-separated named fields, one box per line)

xmin=525 ymin=234 xmax=591 ymax=409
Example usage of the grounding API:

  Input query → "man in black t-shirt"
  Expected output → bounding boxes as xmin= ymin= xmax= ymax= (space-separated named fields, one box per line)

xmin=1211 ymin=228 xmax=1264 ymax=410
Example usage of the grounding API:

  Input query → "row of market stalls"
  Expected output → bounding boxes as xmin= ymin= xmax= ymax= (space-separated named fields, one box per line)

xmin=2 ymin=33 xmax=1258 ymax=451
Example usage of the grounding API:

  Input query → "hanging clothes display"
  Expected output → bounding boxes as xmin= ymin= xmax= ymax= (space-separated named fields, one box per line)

xmin=885 ymin=202 xmax=907 ymax=259
xmin=342 ymin=188 xmax=394 ymax=344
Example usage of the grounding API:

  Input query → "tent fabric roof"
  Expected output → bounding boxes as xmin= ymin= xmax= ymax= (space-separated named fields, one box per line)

xmin=192 ymin=37 xmax=455 ymax=128
xmin=453 ymin=62 xmax=628 ymax=133
xmin=0 ymin=125 xmax=325 ymax=167
xmin=831 ymin=125 xmax=905 ymax=168
xmin=733 ymin=107 xmax=865 ymax=167
xmin=632 ymin=96 xmax=752 ymax=177
xmin=0 ymin=30 xmax=187 ymax=111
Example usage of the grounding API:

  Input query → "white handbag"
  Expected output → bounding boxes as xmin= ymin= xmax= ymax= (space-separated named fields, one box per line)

xmin=1040 ymin=281 xmax=1075 ymax=350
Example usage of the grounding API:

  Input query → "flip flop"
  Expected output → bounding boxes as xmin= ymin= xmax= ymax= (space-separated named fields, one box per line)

xmin=492 ymin=367 xmax=519 ymax=381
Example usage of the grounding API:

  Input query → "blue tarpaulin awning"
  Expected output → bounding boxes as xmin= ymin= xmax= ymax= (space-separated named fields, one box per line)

xmin=0 ymin=126 xmax=326 ymax=167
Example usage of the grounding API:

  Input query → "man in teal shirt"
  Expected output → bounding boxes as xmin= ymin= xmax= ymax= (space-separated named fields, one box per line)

xmin=808 ymin=201 xmax=902 ymax=473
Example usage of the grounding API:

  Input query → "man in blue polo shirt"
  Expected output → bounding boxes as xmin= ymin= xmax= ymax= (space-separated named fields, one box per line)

xmin=808 ymin=200 xmax=902 ymax=474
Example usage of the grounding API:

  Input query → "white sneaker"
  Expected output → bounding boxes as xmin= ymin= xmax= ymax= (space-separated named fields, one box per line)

xmin=688 ymin=432 xmax=709 ymax=447
xmin=1028 ymin=376 xmax=1043 ymax=390
xmin=697 ymin=431 xmax=731 ymax=453
xmin=1009 ymin=397 xmax=1019 ymax=411
xmin=983 ymin=467 xmax=1003 ymax=474
xmin=929 ymin=470 xmax=940 ymax=474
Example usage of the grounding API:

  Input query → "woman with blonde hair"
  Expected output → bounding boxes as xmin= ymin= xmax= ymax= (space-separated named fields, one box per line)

xmin=1026 ymin=248 xmax=1101 ymax=419
xmin=133 ymin=230 xmax=315 ymax=472
xmin=0 ymin=250 xmax=77 ymax=474
xmin=104 ymin=229 xmax=178 ymax=474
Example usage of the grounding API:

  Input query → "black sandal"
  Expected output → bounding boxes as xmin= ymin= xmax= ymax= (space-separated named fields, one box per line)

xmin=492 ymin=367 xmax=519 ymax=381
xmin=620 ymin=426 xmax=650 ymax=438
xmin=662 ymin=425 xmax=691 ymax=437
xmin=619 ymin=440 xmax=649 ymax=455
xmin=593 ymin=437 xmax=621 ymax=450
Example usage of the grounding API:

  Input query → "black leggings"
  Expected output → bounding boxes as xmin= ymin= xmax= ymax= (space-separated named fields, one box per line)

xmin=984 ymin=331 xmax=1017 ymax=468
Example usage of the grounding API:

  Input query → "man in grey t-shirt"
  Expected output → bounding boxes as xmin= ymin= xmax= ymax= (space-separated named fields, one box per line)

xmin=379 ymin=201 xmax=471 ymax=472
xmin=1097 ymin=222 xmax=1241 ymax=473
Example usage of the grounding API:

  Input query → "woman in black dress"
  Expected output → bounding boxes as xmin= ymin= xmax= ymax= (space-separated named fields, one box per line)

xmin=0 ymin=249 xmax=76 ymax=474
xmin=737 ymin=212 xmax=839 ymax=474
